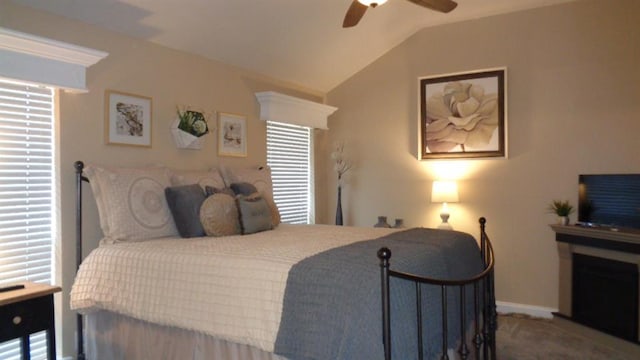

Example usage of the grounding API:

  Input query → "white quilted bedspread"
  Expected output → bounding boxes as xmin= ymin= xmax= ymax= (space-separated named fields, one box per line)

xmin=70 ymin=224 xmax=396 ymax=353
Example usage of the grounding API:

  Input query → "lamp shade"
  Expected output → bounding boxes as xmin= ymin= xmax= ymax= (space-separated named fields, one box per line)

xmin=431 ymin=181 xmax=459 ymax=203
xmin=358 ymin=0 xmax=388 ymax=6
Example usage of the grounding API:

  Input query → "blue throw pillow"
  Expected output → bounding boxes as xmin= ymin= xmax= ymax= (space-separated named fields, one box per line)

xmin=231 ymin=182 xmax=258 ymax=196
xmin=204 ymin=185 xmax=235 ymax=197
xmin=165 ymin=184 xmax=206 ymax=238
xmin=237 ymin=195 xmax=272 ymax=235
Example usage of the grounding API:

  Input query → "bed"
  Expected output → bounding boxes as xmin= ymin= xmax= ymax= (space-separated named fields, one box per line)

xmin=70 ymin=161 xmax=496 ymax=360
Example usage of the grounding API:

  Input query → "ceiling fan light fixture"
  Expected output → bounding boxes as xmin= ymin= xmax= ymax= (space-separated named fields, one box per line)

xmin=345 ymin=0 xmax=457 ymax=29
xmin=358 ymin=0 xmax=388 ymax=7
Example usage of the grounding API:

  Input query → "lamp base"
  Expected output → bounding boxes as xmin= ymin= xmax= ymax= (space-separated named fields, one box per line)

xmin=438 ymin=212 xmax=453 ymax=230
xmin=438 ymin=222 xmax=453 ymax=230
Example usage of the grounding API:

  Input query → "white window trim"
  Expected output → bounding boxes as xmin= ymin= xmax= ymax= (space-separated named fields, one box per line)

xmin=0 ymin=27 xmax=108 ymax=92
xmin=258 ymin=92 xmax=334 ymax=224
xmin=255 ymin=91 xmax=337 ymax=129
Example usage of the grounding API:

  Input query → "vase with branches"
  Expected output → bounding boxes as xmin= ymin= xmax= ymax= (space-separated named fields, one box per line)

xmin=332 ymin=142 xmax=352 ymax=226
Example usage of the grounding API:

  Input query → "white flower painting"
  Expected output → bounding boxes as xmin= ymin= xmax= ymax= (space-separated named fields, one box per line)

xmin=419 ymin=69 xmax=507 ymax=159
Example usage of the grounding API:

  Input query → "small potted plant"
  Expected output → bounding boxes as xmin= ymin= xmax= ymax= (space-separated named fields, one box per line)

xmin=548 ymin=200 xmax=574 ymax=225
xmin=171 ymin=106 xmax=209 ymax=149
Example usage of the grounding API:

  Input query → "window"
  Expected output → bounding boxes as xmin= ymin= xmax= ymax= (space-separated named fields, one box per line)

xmin=0 ymin=78 xmax=55 ymax=360
xmin=266 ymin=121 xmax=313 ymax=224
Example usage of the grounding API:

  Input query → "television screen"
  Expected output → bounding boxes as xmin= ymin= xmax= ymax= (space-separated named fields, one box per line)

xmin=578 ymin=174 xmax=640 ymax=230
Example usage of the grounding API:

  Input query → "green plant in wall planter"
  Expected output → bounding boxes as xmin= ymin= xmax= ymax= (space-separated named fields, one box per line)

xmin=548 ymin=200 xmax=574 ymax=225
xmin=171 ymin=107 xmax=210 ymax=149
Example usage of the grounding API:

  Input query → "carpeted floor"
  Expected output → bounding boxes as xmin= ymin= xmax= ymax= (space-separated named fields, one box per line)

xmin=496 ymin=314 xmax=640 ymax=359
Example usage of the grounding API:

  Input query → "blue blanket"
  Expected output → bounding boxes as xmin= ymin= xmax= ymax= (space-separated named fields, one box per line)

xmin=274 ymin=227 xmax=484 ymax=360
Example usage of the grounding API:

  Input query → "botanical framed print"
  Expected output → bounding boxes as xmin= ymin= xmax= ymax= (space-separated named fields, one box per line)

xmin=419 ymin=68 xmax=506 ymax=160
xmin=105 ymin=90 xmax=152 ymax=147
xmin=218 ymin=112 xmax=247 ymax=157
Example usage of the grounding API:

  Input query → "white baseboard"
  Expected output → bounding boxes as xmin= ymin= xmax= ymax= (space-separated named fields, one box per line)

xmin=496 ymin=300 xmax=557 ymax=319
xmin=60 ymin=357 xmax=73 ymax=360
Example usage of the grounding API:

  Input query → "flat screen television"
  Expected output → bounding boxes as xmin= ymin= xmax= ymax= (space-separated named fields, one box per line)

xmin=578 ymin=174 xmax=640 ymax=230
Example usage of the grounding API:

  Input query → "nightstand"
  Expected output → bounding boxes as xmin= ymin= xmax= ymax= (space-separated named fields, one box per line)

xmin=0 ymin=282 xmax=62 ymax=360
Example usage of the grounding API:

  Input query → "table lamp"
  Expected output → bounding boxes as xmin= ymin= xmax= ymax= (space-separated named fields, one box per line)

xmin=431 ymin=180 xmax=459 ymax=230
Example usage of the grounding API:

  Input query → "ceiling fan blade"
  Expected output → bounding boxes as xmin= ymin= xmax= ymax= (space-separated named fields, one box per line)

xmin=406 ymin=0 xmax=458 ymax=13
xmin=343 ymin=1 xmax=368 ymax=28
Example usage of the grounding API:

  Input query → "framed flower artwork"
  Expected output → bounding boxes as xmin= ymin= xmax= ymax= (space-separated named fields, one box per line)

xmin=105 ymin=90 xmax=152 ymax=147
xmin=218 ymin=112 xmax=247 ymax=157
xmin=418 ymin=68 xmax=507 ymax=160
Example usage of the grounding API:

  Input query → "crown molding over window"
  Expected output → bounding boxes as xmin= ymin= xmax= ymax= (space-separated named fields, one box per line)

xmin=255 ymin=91 xmax=337 ymax=129
xmin=0 ymin=27 xmax=108 ymax=92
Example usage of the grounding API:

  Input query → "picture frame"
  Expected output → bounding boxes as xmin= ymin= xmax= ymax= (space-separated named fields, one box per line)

xmin=418 ymin=68 xmax=507 ymax=160
xmin=105 ymin=90 xmax=152 ymax=147
xmin=218 ymin=112 xmax=247 ymax=157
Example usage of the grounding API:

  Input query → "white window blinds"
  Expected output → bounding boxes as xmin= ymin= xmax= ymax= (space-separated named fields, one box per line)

xmin=266 ymin=121 xmax=313 ymax=224
xmin=0 ymin=78 xmax=55 ymax=360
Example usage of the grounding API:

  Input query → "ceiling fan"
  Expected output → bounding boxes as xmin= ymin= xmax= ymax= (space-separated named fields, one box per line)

xmin=343 ymin=0 xmax=458 ymax=28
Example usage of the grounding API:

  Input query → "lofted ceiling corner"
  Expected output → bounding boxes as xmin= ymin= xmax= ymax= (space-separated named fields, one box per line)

xmin=10 ymin=0 xmax=577 ymax=93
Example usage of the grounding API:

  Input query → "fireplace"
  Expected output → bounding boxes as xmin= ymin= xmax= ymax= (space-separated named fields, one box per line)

xmin=553 ymin=225 xmax=640 ymax=343
xmin=572 ymin=253 xmax=638 ymax=341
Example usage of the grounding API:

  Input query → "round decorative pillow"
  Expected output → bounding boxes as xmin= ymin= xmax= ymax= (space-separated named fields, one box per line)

xmin=266 ymin=197 xmax=281 ymax=227
xmin=199 ymin=193 xmax=241 ymax=237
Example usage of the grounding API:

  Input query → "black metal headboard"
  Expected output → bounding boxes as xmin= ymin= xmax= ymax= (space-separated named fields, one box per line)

xmin=74 ymin=160 xmax=88 ymax=360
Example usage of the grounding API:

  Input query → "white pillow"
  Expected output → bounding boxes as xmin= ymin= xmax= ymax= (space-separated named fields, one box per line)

xmin=221 ymin=165 xmax=274 ymax=197
xmin=84 ymin=165 xmax=178 ymax=243
xmin=170 ymin=169 xmax=225 ymax=190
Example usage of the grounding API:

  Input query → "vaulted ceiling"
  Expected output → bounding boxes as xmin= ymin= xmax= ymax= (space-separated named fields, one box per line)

xmin=11 ymin=0 xmax=575 ymax=92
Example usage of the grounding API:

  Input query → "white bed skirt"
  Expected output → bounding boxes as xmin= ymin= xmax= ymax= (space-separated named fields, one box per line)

xmin=84 ymin=311 xmax=473 ymax=360
xmin=84 ymin=311 xmax=289 ymax=360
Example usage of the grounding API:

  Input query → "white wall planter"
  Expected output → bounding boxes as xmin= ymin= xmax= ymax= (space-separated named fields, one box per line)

xmin=170 ymin=118 xmax=205 ymax=149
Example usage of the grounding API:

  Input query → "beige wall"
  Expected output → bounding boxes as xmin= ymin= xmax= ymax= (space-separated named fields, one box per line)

xmin=325 ymin=0 xmax=640 ymax=313
xmin=1 ymin=2 xmax=324 ymax=358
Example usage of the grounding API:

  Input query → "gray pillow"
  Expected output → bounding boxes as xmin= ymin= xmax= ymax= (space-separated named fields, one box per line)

xmin=165 ymin=184 xmax=206 ymax=238
xmin=230 ymin=183 xmax=281 ymax=228
xmin=237 ymin=195 xmax=272 ymax=235
xmin=231 ymin=182 xmax=258 ymax=196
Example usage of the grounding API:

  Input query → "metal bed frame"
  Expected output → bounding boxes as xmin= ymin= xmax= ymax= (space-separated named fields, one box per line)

xmin=74 ymin=161 xmax=88 ymax=360
xmin=378 ymin=217 xmax=497 ymax=360
xmin=74 ymin=160 xmax=496 ymax=360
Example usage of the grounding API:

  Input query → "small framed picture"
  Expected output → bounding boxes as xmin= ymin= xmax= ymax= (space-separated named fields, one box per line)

xmin=105 ymin=90 xmax=152 ymax=147
xmin=218 ymin=112 xmax=247 ymax=157
xmin=419 ymin=68 xmax=507 ymax=160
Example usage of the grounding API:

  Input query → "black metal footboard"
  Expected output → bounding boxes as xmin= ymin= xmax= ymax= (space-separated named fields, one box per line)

xmin=75 ymin=161 xmax=89 ymax=360
xmin=378 ymin=218 xmax=497 ymax=360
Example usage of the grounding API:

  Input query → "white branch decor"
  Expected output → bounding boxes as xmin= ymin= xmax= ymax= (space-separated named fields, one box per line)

xmin=332 ymin=141 xmax=352 ymax=183
xmin=331 ymin=141 xmax=351 ymax=226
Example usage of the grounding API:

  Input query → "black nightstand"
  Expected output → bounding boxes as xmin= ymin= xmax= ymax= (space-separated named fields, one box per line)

xmin=0 ymin=282 xmax=61 ymax=360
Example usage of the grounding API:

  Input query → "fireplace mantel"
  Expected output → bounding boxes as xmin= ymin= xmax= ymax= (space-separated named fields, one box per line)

xmin=551 ymin=224 xmax=640 ymax=249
